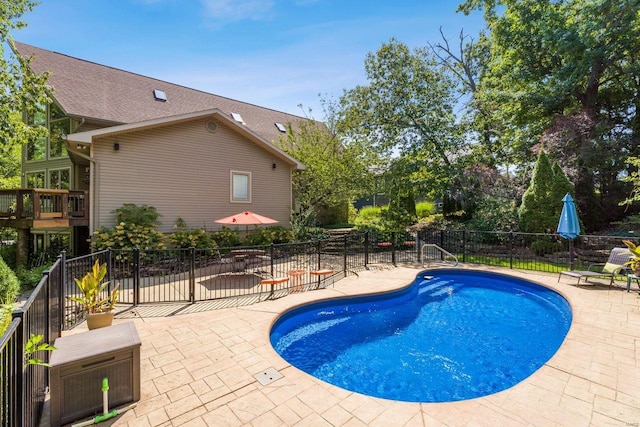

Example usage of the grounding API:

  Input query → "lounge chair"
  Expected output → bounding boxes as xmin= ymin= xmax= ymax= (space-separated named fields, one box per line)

xmin=558 ymin=247 xmax=631 ymax=286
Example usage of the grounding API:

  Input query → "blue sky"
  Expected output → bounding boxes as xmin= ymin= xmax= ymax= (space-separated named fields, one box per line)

xmin=15 ymin=0 xmax=486 ymax=120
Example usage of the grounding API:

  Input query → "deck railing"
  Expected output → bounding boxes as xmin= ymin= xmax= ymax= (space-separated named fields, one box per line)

xmin=0 ymin=189 xmax=88 ymax=223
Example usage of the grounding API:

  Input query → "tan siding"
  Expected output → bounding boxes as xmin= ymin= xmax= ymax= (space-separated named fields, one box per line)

xmin=93 ymin=118 xmax=292 ymax=233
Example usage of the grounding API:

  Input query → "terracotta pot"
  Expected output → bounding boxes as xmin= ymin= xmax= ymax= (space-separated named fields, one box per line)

xmin=86 ymin=311 xmax=114 ymax=330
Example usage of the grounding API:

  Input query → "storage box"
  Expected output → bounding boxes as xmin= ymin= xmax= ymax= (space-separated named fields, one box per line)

xmin=49 ymin=322 xmax=141 ymax=426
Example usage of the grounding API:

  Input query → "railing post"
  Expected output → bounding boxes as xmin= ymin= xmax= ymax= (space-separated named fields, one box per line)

xmin=16 ymin=190 xmax=24 ymax=218
xmin=270 ymin=244 xmax=275 ymax=277
xmin=343 ymin=235 xmax=348 ymax=275
xmin=391 ymin=231 xmax=397 ymax=266
xmin=189 ymin=247 xmax=196 ymax=303
xmin=107 ymin=248 xmax=113 ymax=294
xmin=316 ymin=239 xmax=322 ymax=270
xmin=59 ymin=251 xmax=66 ymax=333
xmin=11 ymin=311 xmax=25 ymax=427
xmin=61 ymin=192 xmax=69 ymax=219
xmin=364 ymin=232 xmax=369 ymax=269
xmin=509 ymin=232 xmax=514 ymax=269
xmin=133 ymin=248 xmax=140 ymax=306
xmin=462 ymin=230 xmax=467 ymax=263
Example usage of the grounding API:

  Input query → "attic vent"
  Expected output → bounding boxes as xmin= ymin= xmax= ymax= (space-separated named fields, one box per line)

xmin=231 ymin=112 xmax=245 ymax=124
xmin=206 ymin=121 xmax=218 ymax=133
xmin=275 ymin=122 xmax=287 ymax=133
xmin=153 ymin=89 xmax=167 ymax=102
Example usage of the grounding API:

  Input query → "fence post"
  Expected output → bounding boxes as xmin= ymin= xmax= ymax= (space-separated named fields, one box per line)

xmin=343 ymin=235 xmax=348 ymax=275
xmin=364 ymin=232 xmax=369 ymax=269
xmin=316 ymin=239 xmax=322 ymax=270
xmin=59 ymin=251 xmax=66 ymax=333
xmin=509 ymin=232 xmax=514 ymax=269
xmin=270 ymin=244 xmax=275 ymax=276
xmin=189 ymin=247 xmax=196 ymax=303
xmin=107 ymin=248 xmax=113 ymax=294
xmin=11 ymin=311 xmax=25 ymax=426
xmin=391 ymin=231 xmax=397 ymax=266
xmin=462 ymin=230 xmax=467 ymax=263
xmin=417 ymin=233 xmax=422 ymax=263
xmin=133 ymin=248 xmax=140 ymax=306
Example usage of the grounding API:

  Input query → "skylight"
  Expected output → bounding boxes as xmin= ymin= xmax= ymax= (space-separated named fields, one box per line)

xmin=231 ymin=112 xmax=245 ymax=124
xmin=153 ymin=89 xmax=167 ymax=102
xmin=275 ymin=122 xmax=287 ymax=133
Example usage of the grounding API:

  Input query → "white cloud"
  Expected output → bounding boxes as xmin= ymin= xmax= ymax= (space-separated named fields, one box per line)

xmin=199 ymin=0 xmax=274 ymax=22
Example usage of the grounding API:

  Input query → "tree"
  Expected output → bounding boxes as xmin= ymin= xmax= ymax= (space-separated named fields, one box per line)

xmin=1 ymin=1 xmax=50 ymax=161
xmin=336 ymin=38 xmax=465 ymax=201
xmin=457 ymin=0 xmax=640 ymax=230
xmin=278 ymin=120 xmax=374 ymax=226
xmin=519 ymin=150 xmax=575 ymax=233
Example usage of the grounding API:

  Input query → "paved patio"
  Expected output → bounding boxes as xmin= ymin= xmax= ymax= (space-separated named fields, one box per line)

xmin=52 ymin=264 xmax=640 ymax=426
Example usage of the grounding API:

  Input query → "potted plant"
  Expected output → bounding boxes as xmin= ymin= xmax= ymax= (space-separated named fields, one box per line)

xmin=622 ymin=240 xmax=640 ymax=275
xmin=68 ymin=259 xmax=120 ymax=330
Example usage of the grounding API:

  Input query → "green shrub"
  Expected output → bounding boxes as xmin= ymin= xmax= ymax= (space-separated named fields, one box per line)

xmin=211 ymin=226 xmax=241 ymax=249
xmin=0 ymin=256 xmax=19 ymax=335
xmin=355 ymin=206 xmax=384 ymax=224
xmin=90 ymin=222 xmax=167 ymax=257
xmin=15 ymin=265 xmax=50 ymax=291
xmin=247 ymin=226 xmax=295 ymax=246
xmin=0 ymin=244 xmax=16 ymax=269
xmin=0 ymin=306 xmax=11 ymax=336
xmin=168 ymin=218 xmax=217 ymax=250
xmin=415 ymin=201 xmax=435 ymax=218
xmin=113 ymin=203 xmax=162 ymax=227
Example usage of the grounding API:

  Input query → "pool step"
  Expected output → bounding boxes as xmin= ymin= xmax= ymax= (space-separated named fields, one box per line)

xmin=418 ymin=279 xmax=462 ymax=298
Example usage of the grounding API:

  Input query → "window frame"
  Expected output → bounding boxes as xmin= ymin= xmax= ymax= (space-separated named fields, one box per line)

xmin=48 ymin=168 xmax=71 ymax=189
xmin=230 ymin=170 xmax=251 ymax=203
xmin=26 ymin=170 xmax=46 ymax=188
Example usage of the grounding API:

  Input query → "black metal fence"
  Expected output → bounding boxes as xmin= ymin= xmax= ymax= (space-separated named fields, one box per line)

xmin=417 ymin=230 xmax=630 ymax=272
xmin=1 ymin=257 xmax=62 ymax=427
xmin=1 ymin=229 xmax=634 ymax=426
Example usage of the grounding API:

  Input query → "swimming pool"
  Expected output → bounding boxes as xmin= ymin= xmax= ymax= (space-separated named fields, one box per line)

xmin=270 ymin=269 xmax=572 ymax=402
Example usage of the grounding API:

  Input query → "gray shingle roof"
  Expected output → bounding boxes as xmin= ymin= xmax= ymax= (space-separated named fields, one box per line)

xmin=14 ymin=41 xmax=305 ymax=143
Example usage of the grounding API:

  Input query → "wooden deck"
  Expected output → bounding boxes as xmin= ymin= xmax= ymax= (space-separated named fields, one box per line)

xmin=0 ymin=188 xmax=88 ymax=228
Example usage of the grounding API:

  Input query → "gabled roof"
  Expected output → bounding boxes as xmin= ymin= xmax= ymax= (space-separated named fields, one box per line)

xmin=65 ymin=109 xmax=305 ymax=170
xmin=13 ymin=42 xmax=305 ymax=143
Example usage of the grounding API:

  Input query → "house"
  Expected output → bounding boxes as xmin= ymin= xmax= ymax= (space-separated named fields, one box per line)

xmin=0 ymin=42 xmax=305 ymax=264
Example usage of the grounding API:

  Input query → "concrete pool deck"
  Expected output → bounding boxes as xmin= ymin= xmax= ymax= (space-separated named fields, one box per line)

xmin=55 ymin=264 xmax=640 ymax=426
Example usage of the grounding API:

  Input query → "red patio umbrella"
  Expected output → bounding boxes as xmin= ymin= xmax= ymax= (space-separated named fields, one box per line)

xmin=214 ymin=210 xmax=278 ymax=239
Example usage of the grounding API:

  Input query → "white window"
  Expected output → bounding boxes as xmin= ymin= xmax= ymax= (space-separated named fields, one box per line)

xmin=231 ymin=171 xmax=251 ymax=202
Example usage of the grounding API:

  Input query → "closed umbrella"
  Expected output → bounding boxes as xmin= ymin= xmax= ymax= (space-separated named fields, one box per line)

xmin=214 ymin=210 xmax=278 ymax=240
xmin=557 ymin=194 xmax=580 ymax=270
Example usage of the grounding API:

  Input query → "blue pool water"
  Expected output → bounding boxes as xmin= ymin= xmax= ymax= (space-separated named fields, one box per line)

xmin=270 ymin=269 xmax=572 ymax=402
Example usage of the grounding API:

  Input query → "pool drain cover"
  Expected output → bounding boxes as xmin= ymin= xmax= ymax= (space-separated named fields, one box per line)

xmin=254 ymin=367 xmax=283 ymax=385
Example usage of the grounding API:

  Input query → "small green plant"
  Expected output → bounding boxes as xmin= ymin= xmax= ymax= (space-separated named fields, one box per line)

xmin=622 ymin=240 xmax=640 ymax=273
xmin=68 ymin=260 xmax=120 ymax=314
xmin=24 ymin=333 xmax=56 ymax=367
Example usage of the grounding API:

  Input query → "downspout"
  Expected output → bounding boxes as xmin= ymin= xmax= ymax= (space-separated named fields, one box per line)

xmin=64 ymin=138 xmax=99 ymax=233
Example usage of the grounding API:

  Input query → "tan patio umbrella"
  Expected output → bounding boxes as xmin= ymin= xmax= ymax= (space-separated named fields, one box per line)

xmin=214 ymin=210 xmax=278 ymax=240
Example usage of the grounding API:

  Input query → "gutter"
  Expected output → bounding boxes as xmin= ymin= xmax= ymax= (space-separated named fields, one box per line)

xmin=64 ymin=138 xmax=98 ymax=232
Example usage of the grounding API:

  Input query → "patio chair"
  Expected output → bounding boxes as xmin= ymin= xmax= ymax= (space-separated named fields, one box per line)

xmin=558 ymin=247 xmax=631 ymax=286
